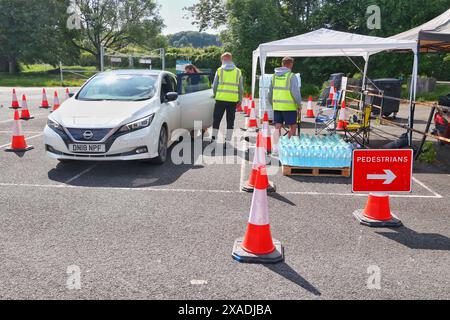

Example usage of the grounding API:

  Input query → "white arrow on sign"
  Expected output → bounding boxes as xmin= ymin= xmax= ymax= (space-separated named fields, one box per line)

xmin=367 ymin=170 xmax=397 ymax=185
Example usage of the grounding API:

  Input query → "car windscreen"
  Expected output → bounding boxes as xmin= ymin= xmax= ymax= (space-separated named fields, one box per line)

xmin=77 ymin=74 xmax=158 ymax=101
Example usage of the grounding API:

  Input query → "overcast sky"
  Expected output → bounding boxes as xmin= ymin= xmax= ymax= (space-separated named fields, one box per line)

xmin=158 ymin=0 xmax=202 ymax=35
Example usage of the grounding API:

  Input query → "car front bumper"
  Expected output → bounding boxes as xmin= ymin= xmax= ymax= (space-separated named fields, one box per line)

xmin=43 ymin=125 xmax=160 ymax=161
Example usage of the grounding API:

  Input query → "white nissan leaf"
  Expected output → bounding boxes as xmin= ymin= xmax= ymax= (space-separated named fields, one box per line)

xmin=44 ymin=69 xmax=214 ymax=164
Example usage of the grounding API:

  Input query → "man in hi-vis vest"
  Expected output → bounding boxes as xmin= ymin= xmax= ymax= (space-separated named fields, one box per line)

xmin=212 ymin=52 xmax=244 ymax=142
xmin=268 ymin=57 xmax=302 ymax=138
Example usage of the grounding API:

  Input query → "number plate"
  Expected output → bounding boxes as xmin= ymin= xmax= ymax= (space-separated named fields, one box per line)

xmin=69 ymin=144 xmax=106 ymax=153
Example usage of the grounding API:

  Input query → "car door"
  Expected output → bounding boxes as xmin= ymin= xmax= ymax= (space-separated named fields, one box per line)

xmin=177 ymin=74 xmax=215 ymax=130
xmin=160 ymin=74 xmax=181 ymax=135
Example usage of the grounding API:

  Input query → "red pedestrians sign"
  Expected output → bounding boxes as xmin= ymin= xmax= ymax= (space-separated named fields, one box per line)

xmin=352 ymin=149 xmax=414 ymax=193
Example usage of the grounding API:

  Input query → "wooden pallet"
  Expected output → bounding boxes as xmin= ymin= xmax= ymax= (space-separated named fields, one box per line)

xmin=282 ymin=165 xmax=351 ymax=178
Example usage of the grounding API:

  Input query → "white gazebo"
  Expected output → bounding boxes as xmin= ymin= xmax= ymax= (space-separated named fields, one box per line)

xmin=391 ymin=8 xmax=450 ymax=52
xmin=252 ymin=28 xmax=419 ymax=144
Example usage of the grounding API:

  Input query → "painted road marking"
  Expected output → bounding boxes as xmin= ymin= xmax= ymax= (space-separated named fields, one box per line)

xmin=0 ymin=181 xmax=442 ymax=199
xmin=64 ymin=164 xmax=99 ymax=184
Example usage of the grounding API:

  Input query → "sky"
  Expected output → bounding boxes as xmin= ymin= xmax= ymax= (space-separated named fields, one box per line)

xmin=158 ymin=0 xmax=201 ymax=35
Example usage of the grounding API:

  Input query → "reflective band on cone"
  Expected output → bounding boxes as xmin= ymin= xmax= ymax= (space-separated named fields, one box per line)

xmin=40 ymin=88 xmax=50 ymax=109
xmin=233 ymin=166 xmax=284 ymax=264
xmin=5 ymin=110 xmax=34 ymax=153
xmin=247 ymin=107 xmax=258 ymax=131
xmin=305 ymin=96 xmax=315 ymax=118
xmin=11 ymin=89 xmax=20 ymax=109
xmin=20 ymin=95 xmax=34 ymax=120
xmin=336 ymin=100 xmax=348 ymax=131
xmin=353 ymin=193 xmax=402 ymax=228
xmin=242 ymin=132 xmax=276 ymax=193
xmin=52 ymin=91 xmax=60 ymax=112
xmin=261 ymin=112 xmax=272 ymax=153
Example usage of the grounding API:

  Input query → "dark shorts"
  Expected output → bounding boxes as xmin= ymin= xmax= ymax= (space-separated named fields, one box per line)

xmin=274 ymin=111 xmax=298 ymax=126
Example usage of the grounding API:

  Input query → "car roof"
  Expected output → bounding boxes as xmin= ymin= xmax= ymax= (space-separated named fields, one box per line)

xmin=100 ymin=69 xmax=165 ymax=76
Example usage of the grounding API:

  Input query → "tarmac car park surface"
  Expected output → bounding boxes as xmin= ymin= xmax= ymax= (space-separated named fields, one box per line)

xmin=0 ymin=87 xmax=448 ymax=299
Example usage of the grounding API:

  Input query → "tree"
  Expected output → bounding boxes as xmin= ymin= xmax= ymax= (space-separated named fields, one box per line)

xmin=168 ymin=31 xmax=221 ymax=48
xmin=0 ymin=0 xmax=73 ymax=73
xmin=184 ymin=0 xmax=227 ymax=32
xmin=67 ymin=0 xmax=163 ymax=69
xmin=187 ymin=0 xmax=450 ymax=83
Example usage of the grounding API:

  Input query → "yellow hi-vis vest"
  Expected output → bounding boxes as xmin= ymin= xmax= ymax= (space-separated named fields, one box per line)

xmin=272 ymin=72 xmax=297 ymax=111
xmin=215 ymin=67 xmax=241 ymax=103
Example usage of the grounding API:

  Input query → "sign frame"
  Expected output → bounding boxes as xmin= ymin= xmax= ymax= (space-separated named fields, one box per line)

xmin=351 ymin=149 xmax=414 ymax=194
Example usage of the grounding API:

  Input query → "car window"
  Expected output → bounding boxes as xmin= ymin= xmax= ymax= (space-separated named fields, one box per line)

xmin=160 ymin=74 xmax=177 ymax=102
xmin=77 ymin=74 xmax=158 ymax=101
xmin=179 ymin=74 xmax=211 ymax=95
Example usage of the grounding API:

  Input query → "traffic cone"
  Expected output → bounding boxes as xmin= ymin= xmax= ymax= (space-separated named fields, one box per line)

xmin=52 ymin=91 xmax=60 ymax=112
xmin=233 ymin=166 xmax=284 ymax=264
xmin=305 ymin=96 xmax=315 ymax=118
xmin=261 ymin=112 xmax=272 ymax=153
xmin=242 ymin=132 xmax=275 ymax=193
xmin=10 ymin=89 xmax=20 ymax=109
xmin=328 ymin=82 xmax=335 ymax=106
xmin=20 ymin=95 xmax=34 ymax=120
xmin=65 ymin=88 xmax=70 ymax=100
xmin=353 ymin=193 xmax=402 ymax=228
xmin=5 ymin=110 xmax=34 ymax=153
xmin=237 ymin=102 xmax=243 ymax=113
xmin=246 ymin=99 xmax=254 ymax=118
xmin=40 ymin=88 xmax=50 ymax=109
xmin=336 ymin=100 xmax=348 ymax=131
xmin=247 ymin=106 xmax=258 ymax=131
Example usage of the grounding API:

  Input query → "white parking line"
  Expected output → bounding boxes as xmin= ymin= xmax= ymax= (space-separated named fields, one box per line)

xmin=0 ymin=133 xmax=43 ymax=149
xmin=0 ymin=182 xmax=443 ymax=198
xmin=64 ymin=164 xmax=99 ymax=184
xmin=0 ymin=131 xmax=42 ymax=134
xmin=412 ymin=176 xmax=443 ymax=198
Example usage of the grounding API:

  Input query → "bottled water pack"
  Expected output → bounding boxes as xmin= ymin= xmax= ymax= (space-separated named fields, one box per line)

xmin=279 ymin=134 xmax=353 ymax=168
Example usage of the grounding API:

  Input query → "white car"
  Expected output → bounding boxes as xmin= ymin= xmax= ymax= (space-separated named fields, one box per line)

xmin=44 ymin=69 xmax=214 ymax=163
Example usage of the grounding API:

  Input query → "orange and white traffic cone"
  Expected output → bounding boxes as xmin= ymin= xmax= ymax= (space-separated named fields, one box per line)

xmin=237 ymin=102 xmax=243 ymax=113
xmin=261 ymin=112 xmax=272 ymax=154
xmin=20 ymin=95 xmax=34 ymax=120
xmin=5 ymin=110 xmax=34 ymax=153
xmin=246 ymin=99 xmax=254 ymax=118
xmin=305 ymin=96 xmax=315 ymax=118
xmin=328 ymin=82 xmax=335 ymax=106
xmin=353 ymin=193 xmax=402 ymax=228
xmin=52 ymin=91 xmax=60 ymax=112
xmin=65 ymin=88 xmax=71 ymax=100
xmin=247 ymin=106 xmax=258 ymax=131
xmin=10 ymin=89 xmax=20 ymax=109
xmin=336 ymin=100 xmax=348 ymax=131
xmin=242 ymin=132 xmax=275 ymax=193
xmin=40 ymin=88 xmax=50 ymax=109
xmin=233 ymin=166 xmax=284 ymax=264
xmin=243 ymin=95 xmax=249 ymax=115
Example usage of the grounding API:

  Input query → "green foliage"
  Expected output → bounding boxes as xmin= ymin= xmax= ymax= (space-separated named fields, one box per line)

xmin=0 ymin=0 xmax=76 ymax=73
xmin=418 ymin=141 xmax=437 ymax=164
xmin=67 ymin=0 xmax=164 ymax=69
xmin=186 ymin=1 xmax=450 ymax=87
xmin=168 ymin=32 xmax=221 ymax=48
xmin=164 ymin=46 xmax=223 ymax=72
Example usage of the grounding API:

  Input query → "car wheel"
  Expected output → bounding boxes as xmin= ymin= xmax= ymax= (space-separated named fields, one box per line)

xmin=152 ymin=126 xmax=168 ymax=165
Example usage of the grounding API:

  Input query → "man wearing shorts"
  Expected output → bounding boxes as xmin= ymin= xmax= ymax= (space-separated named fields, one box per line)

xmin=268 ymin=57 xmax=302 ymax=138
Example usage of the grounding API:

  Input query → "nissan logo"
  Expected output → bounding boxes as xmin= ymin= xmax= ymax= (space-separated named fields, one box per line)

xmin=83 ymin=130 xmax=94 ymax=140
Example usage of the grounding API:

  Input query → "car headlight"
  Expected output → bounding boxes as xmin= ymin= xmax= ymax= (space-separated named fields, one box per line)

xmin=47 ymin=119 xmax=63 ymax=132
xmin=119 ymin=114 xmax=155 ymax=133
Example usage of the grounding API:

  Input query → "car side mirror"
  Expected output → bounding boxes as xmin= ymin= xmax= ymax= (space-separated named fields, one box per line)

xmin=165 ymin=92 xmax=178 ymax=102
xmin=69 ymin=93 xmax=75 ymax=98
